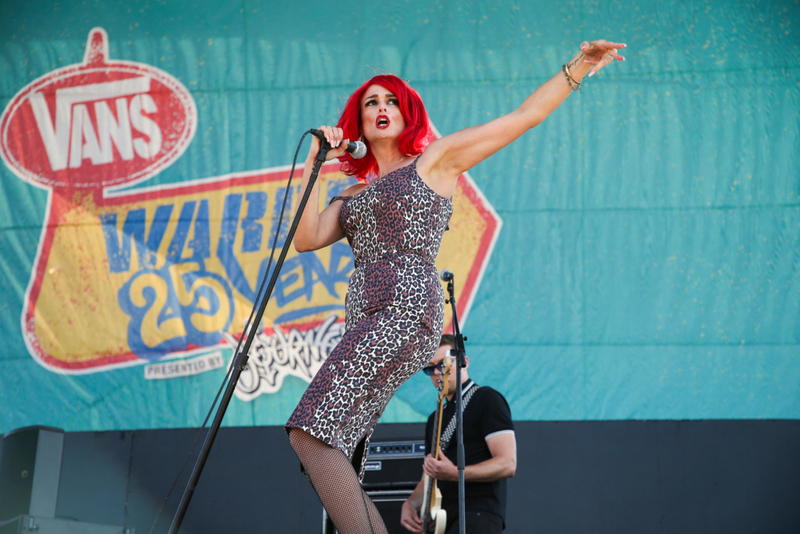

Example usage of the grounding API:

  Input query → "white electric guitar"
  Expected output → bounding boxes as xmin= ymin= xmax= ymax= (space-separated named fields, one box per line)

xmin=420 ymin=357 xmax=451 ymax=534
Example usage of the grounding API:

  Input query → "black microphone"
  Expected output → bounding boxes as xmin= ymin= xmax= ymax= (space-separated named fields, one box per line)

xmin=440 ymin=269 xmax=454 ymax=282
xmin=309 ymin=129 xmax=367 ymax=159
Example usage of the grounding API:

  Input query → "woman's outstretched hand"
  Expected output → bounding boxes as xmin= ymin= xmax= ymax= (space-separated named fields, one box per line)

xmin=579 ymin=40 xmax=627 ymax=77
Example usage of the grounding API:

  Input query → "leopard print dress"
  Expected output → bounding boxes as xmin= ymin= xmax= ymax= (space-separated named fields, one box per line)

xmin=286 ymin=157 xmax=453 ymax=480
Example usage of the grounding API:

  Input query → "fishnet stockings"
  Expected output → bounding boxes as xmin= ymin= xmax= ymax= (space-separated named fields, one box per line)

xmin=289 ymin=428 xmax=388 ymax=534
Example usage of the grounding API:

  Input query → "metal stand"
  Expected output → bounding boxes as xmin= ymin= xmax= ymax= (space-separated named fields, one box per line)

xmin=444 ymin=275 xmax=467 ymax=534
xmin=168 ymin=136 xmax=331 ymax=534
xmin=322 ymin=509 xmax=336 ymax=534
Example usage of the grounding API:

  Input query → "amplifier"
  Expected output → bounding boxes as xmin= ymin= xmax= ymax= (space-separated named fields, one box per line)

xmin=361 ymin=439 xmax=425 ymax=490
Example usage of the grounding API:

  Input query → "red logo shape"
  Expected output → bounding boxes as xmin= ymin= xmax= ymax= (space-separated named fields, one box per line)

xmin=0 ymin=27 xmax=196 ymax=192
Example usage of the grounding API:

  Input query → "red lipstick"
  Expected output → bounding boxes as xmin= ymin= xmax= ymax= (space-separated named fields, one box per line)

xmin=376 ymin=115 xmax=390 ymax=129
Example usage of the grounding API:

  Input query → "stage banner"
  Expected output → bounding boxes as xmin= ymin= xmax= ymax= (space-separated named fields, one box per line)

xmin=0 ymin=0 xmax=798 ymax=433
xmin=0 ymin=26 xmax=500 ymax=431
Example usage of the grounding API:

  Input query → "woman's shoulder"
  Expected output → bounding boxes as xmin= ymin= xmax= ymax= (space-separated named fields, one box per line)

xmin=344 ymin=183 xmax=369 ymax=196
xmin=330 ymin=183 xmax=368 ymax=204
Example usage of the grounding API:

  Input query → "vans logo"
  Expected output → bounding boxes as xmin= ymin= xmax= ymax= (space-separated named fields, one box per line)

xmin=0 ymin=27 xmax=196 ymax=191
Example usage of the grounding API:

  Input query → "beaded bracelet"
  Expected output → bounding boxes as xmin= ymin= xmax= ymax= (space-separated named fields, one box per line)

xmin=562 ymin=63 xmax=582 ymax=92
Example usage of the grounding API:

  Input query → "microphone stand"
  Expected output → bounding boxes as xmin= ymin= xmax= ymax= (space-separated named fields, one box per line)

xmin=444 ymin=274 xmax=467 ymax=534
xmin=168 ymin=136 xmax=331 ymax=534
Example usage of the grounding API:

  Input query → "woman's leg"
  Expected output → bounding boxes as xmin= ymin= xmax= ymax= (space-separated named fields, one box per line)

xmin=288 ymin=428 xmax=388 ymax=534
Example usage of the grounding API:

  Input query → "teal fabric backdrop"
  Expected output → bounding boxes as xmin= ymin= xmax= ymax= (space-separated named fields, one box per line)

xmin=0 ymin=0 xmax=798 ymax=433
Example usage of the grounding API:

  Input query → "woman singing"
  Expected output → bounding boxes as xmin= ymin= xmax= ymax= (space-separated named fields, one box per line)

xmin=286 ymin=39 xmax=626 ymax=534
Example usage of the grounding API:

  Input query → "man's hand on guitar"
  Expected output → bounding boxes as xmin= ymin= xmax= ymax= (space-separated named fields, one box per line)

xmin=423 ymin=447 xmax=458 ymax=482
xmin=400 ymin=499 xmax=424 ymax=533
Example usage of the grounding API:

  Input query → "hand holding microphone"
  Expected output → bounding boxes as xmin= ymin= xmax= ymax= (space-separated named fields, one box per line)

xmin=309 ymin=128 xmax=367 ymax=159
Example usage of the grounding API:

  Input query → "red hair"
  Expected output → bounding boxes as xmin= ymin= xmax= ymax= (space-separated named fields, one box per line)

xmin=336 ymin=74 xmax=434 ymax=182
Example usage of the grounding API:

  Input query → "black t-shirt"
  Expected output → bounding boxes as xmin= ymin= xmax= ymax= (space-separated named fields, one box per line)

xmin=424 ymin=380 xmax=514 ymax=525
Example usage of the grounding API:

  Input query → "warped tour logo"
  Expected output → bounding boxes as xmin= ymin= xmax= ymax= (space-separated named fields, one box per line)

xmin=0 ymin=28 xmax=502 ymax=387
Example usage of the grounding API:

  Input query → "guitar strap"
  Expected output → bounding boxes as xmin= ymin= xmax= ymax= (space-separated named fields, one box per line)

xmin=438 ymin=383 xmax=480 ymax=453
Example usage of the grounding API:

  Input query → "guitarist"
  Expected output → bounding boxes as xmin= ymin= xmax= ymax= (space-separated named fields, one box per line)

xmin=400 ymin=335 xmax=517 ymax=534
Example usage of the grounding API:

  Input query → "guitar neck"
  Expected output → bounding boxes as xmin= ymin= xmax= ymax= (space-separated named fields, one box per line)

xmin=422 ymin=386 xmax=448 ymax=522
xmin=433 ymin=390 xmax=446 ymax=459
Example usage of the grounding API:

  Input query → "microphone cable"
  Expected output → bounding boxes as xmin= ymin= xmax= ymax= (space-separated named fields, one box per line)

xmin=149 ymin=130 xmax=317 ymax=534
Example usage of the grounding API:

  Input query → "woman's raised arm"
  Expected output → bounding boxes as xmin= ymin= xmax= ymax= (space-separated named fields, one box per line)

xmin=293 ymin=126 xmax=360 ymax=252
xmin=418 ymin=40 xmax=626 ymax=198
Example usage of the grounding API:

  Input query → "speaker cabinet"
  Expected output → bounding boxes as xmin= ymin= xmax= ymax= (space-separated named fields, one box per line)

xmin=0 ymin=426 xmax=64 ymax=521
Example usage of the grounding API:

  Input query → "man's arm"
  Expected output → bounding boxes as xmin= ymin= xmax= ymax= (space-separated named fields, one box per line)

xmin=422 ymin=431 xmax=517 ymax=482
xmin=400 ymin=477 xmax=425 ymax=533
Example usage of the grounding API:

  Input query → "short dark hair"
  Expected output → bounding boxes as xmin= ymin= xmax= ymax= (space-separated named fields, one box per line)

xmin=439 ymin=334 xmax=455 ymax=348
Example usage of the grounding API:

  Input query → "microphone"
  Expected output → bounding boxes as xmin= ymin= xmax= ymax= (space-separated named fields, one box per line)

xmin=440 ymin=269 xmax=454 ymax=282
xmin=309 ymin=129 xmax=367 ymax=159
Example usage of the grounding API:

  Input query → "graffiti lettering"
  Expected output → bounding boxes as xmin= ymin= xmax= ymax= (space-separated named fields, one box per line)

xmin=100 ymin=204 xmax=174 ymax=272
xmin=273 ymin=242 xmax=352 ymax=322
xmin=119 ymin=261 xmax=233 ymax=360
xmin=223 ymin=314 xmax=345 ymax=401
xmin=100 ymin=192 xmax=355 ymax=360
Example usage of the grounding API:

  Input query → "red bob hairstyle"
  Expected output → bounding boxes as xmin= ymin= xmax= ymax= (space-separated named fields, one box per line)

xmin=336 ymin=74 xmax=434 ymax=182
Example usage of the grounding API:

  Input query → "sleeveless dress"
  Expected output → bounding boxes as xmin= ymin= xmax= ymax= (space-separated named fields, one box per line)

xmin=285 ymin=157 xmax=453 ymax=479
